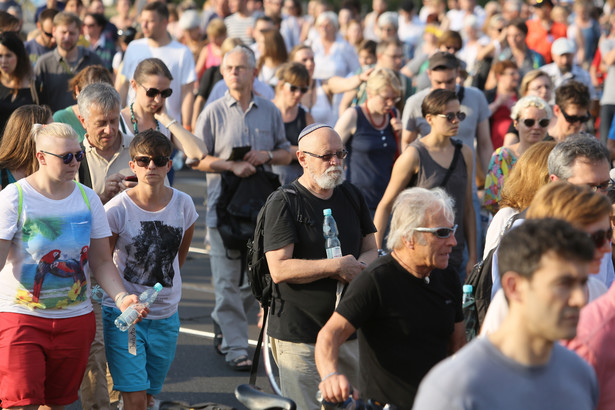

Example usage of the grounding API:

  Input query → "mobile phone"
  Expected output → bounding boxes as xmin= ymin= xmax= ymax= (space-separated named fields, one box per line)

xmin=125 ymin=175 xmax=138 ymax=182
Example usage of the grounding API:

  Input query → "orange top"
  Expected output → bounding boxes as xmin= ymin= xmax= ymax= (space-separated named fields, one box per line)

xmin=525 ymin=19 xmax=567 ymax=64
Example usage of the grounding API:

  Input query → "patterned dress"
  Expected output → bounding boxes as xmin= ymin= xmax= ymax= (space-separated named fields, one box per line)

xmin=483 ymin=147 xmax=517 ymax=214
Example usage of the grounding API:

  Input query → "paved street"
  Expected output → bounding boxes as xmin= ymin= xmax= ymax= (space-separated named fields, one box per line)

xmin=68 ymin=169 xmax=276 ymax=410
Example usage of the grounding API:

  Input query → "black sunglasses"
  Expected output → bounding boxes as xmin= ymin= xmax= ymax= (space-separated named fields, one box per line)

xmin=520 ymin=118 xmax=550 ymax=128
xmin=302 ymin=150 xmax=348 ymax=161
xmin=40 ymin=150 xmax=84 ymax=164
xmin=42 ymin=30 xmax=53 ymax=38
xmin=284 ymin=82 xmax=308 ymax=94
xmin=437 ymin=112 xmax=466 ymax=122
xmin=590 ymin=228 xmax=612 ymax=249
xmin=560 ymin=108 xmax=590 ymax=124
xmin=414 ymin=224 xmax=458 ymax=239
xmin=139 ymin=83 xmax=173 ymax=98
xmin=134 ymin=156 xmax=170 ymax=167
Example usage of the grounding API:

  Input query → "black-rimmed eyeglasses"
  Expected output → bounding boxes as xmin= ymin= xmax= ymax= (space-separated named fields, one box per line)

xmin=302 ymin=150 xmax=348 ymax=161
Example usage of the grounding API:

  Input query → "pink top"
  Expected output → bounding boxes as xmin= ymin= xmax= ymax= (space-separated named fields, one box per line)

xmin=563 ymin=284 xmax=615 ymax=410
xmin=199 ymin=42 xmax=221 ymax=79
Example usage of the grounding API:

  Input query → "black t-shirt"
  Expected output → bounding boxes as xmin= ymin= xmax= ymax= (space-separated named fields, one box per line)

xmin=263 ymin=181 xmax=376 ymax=343
xmin=337 ymin=254 xmax=463 ymax=409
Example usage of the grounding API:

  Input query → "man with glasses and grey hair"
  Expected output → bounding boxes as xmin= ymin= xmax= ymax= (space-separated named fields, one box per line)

xmin=315 ymin=186 xmax=465 ymax=409
xmin=548 ymin=134 xmax=613 ymax=288
xmin=263 ymin=123 xmax=377 ymax=410
xmin=193 ymin=44 xmax=291 ymax=371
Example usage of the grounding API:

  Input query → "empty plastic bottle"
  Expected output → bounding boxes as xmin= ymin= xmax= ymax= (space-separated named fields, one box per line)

xmin=91 ymin=285 xmax=104 ymax=304
xmin=462 ymin=284 xmax=477 ymax=341
xmin=115 ymin=283 xmax=163 ymax=331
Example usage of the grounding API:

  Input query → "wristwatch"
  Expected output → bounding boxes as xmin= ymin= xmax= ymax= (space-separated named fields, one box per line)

xmin=266 ymin=150 xmax=273 ymax=164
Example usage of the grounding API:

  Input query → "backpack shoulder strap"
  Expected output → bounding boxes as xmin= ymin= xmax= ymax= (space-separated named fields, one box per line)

xmin=15 ymin=181 xmax=23 ymax=227
xmin=75 ymin=182 xmax=91 ymax=210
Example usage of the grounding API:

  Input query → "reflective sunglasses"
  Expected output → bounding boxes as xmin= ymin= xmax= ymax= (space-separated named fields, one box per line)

xmin=414 ymin=224 xmax=458 ymax=239
xmin=284 ymin=82 xmax=308 ymax=94
xmin=520 ymin=118 xmax=550 ymax=128
xmin=302 ymin=150 xmax=348 ymax=161
xmin=588 ymin=181 xmax=609 ymax=193
xmin=40 ymin=150 xmax=84 ymax=164
xmin=437 ymin=112 xmax=466 ymax=122
xmin=560 ymin=108 xmax=590 ymax=124
xmin=133 ymin=156 xmax=170 ymax=167
xmin=590 ymin=228 xmax=613 ymax=249
xmin=139 ymin=83 xmax=173 ymax=98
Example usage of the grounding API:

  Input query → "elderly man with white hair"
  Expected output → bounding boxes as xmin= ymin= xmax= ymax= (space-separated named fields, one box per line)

xmin=316 ymin=187 xmax=465 ymax=409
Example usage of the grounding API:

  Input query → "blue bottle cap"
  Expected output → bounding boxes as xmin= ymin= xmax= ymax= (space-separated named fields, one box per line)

xmin=323 ymin=208 xmax=332 ymax=216
xmin=463 ymin=284 xmax=473 ymax=293
xmin=154 ymin=283 xmax=163 ymax=291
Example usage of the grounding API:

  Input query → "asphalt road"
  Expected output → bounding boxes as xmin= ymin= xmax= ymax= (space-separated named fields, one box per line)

xmin=68 ymin=169 xmax=276 ymax=410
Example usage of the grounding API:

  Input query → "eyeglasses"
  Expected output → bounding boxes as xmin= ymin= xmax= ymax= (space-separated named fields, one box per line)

xmin=42 ymin=30 xmax=53 ymax=38
xmin=284 ymin=82 xmax=308 ymax=94
xmin=560 ymin=108 xmax=590 ymax=124
xmin=589 ymin=228 xmax=612 ymax=249
xmin=437 ymin=112 xmax=466 ymax=122
xmin=302 ymin=150 xmax=348 ymax=161
xmin=133 ymin=156 xmax=170 ymax=167
xmin=40 ymin=150 xmax=84 ymax=164
xmin=379 ymin=93 xmax=401 ymax=103
xmin=138 ymin=83 xmax=173 ymax=99
xmin=588 ymin=181 xmax=609 ymax=193
xmin=519 ymin=118 xmax=550 ymax=128
xmin=414 ymin=224 xmax=458 ymax=239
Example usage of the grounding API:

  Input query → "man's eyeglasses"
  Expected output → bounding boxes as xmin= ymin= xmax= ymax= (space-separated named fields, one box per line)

xmin=40 ymin=150 xmax=84 ymax=164
xmin=284 ymin=82 xmax=308 ymax=94
xmin=437 ymin=112 xmax=466 ymax=123
xmin=302 ymin=150 xmax=348 ymax=161
xmin=414 ymin=224 xmax=458 ymax=239
xmin=590 ymin=228 xmax=613 ymax=249
xmin=520 ymin=118 xmax=550 ymax=128
xmin=379 ymin=94 xmax=401 ymax=103
xmin=138 ymin=83 xmax=173 ymax=98
xmin=42 ymin=30 xmax=53 ymax=38
xmin=560 ymin=108 xmax=590 ymax=124
xmin=134 ymin=156 xmax=170 ymax=167
xmin=588 ymin=181 xmax=609 ymax=193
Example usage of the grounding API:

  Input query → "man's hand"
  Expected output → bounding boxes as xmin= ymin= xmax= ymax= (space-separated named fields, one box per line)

xmin=318 ymin=373 xmax=358 ymax=404
xmin=243 ymin=149 xmax=269 ymax=166
xmin=230 ymin=161 xmax=256 ymax=177
xmin=334 ymin=255 xmax=366 ymax=283
xmin=102 ymin=173 xmax=133 ymax=203
xmin=118 ymin=294 xmax=150 ymax=323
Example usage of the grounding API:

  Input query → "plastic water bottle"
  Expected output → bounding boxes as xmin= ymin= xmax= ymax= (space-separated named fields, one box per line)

xmin=462 ymin=284 xmax=477 ymax=341
xmin=323 ymin=209 xmax=344 ymax=307
xmin=323 ymin=209 xmax=342 ymax=259
xmin=115 ymin=283 xmax=163 ymax=331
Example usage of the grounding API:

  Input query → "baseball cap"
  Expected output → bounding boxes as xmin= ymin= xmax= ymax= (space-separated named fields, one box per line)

xmin=428 ymin=51 xmax=459 ymax=70
xmin=551 ymin=38 xmax=575 ymax=56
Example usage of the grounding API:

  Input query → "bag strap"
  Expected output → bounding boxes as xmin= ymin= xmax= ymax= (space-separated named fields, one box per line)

xmin=76 ymin=182 xmax=91 ymax=210
xmin=15 ymin=181 xmax=23 ymax=227
xmin=439 ymin=141 xmax=462 ymax=188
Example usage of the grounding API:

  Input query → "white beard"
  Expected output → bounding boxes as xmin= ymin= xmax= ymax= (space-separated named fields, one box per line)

xmin=308 ymin=165 xmax=345 ymax=189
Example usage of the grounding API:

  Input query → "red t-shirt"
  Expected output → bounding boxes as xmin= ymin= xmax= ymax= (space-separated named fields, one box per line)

xmin=526 ymin=19 xmax=567 ymax=64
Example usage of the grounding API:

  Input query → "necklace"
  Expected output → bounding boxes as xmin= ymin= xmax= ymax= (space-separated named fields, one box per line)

xmin=364 ymin=100 xmax=386 ymax=129
xmin=130 ymin=102 xmax=159 ymax=134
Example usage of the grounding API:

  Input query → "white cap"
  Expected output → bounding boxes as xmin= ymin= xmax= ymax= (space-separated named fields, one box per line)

xmin=551 ymin=38 xmax=575 ymax=56
xmin=179 ymin=10 xmax=201 ymax=30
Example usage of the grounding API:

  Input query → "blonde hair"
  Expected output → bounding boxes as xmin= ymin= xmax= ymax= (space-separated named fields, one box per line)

xmin=499 ymin=141 xmax=555 ymax=211
xmin=32 ymin=123 xmax=79 ymax=151
xmin=366 ymin=67 xmax=401 ymax=97
xmin=206 ymin=18 xmax=227 ymax=37
xmin=527 ymin=182 xmax=611 ymax=227
xmin=520 ymin=69 xmax=552 ymax=96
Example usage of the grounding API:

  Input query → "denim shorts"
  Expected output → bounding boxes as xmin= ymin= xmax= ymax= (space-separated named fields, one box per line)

xmin=102 ymin=306 xmax=180 ymax=394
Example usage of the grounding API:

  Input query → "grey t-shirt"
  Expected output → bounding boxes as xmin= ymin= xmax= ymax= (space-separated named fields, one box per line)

xmin=413 ymin=338 xmax=599 ymax=410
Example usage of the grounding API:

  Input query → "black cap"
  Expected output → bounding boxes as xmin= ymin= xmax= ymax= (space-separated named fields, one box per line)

xmin=428 ymin=51 xmax=460 ymax=70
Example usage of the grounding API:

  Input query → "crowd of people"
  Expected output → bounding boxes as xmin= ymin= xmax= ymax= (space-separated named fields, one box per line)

xmin=1 ymin=0 xmax=615 ymax=408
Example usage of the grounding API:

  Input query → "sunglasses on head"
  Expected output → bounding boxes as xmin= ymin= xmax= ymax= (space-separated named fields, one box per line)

xmin=590 ymin=228 xmax=613 ymax=249
xmin=520 ymin=118 xmax=550 ymax=128
xmin=284 ymin=82 xmax=308 ymax=94
xmin=40 ymin=150 xmax=84 ymax=164
xmin=415 ymin=224 xmax=458 ymax=239
xmin=560 ymin=108 xmax=590 ymax=124
xmin=134 ymin=156 xmax=170 ymax=167
xmin=437 ymin=112 xmax=466 ymax=123
xmin=302 ymin=150 xmax=348 ymax=161
xmin=139 ymin=83 xmax=173 ymax=98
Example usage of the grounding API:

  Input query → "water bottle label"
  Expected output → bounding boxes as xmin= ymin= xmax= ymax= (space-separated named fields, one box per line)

xmin=326 ymin=246 xmax=342 ymax=259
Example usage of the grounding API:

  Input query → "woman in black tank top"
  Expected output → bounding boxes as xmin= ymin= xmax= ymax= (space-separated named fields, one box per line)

xmin=373 ymin=89 xmax=477 ymax=280
xmin=272 ymin=63 xmax=315 ymax=185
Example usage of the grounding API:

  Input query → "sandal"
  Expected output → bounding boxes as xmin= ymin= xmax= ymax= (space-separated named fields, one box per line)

xmin=213 ymin=320 xmax=224 ymax=356
xmin=227 ymin=355 xmax=252 ymax=371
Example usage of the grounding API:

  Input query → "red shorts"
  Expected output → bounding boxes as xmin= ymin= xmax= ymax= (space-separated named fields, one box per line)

xmin=0 ymin=311 xmax=95 ymax=407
